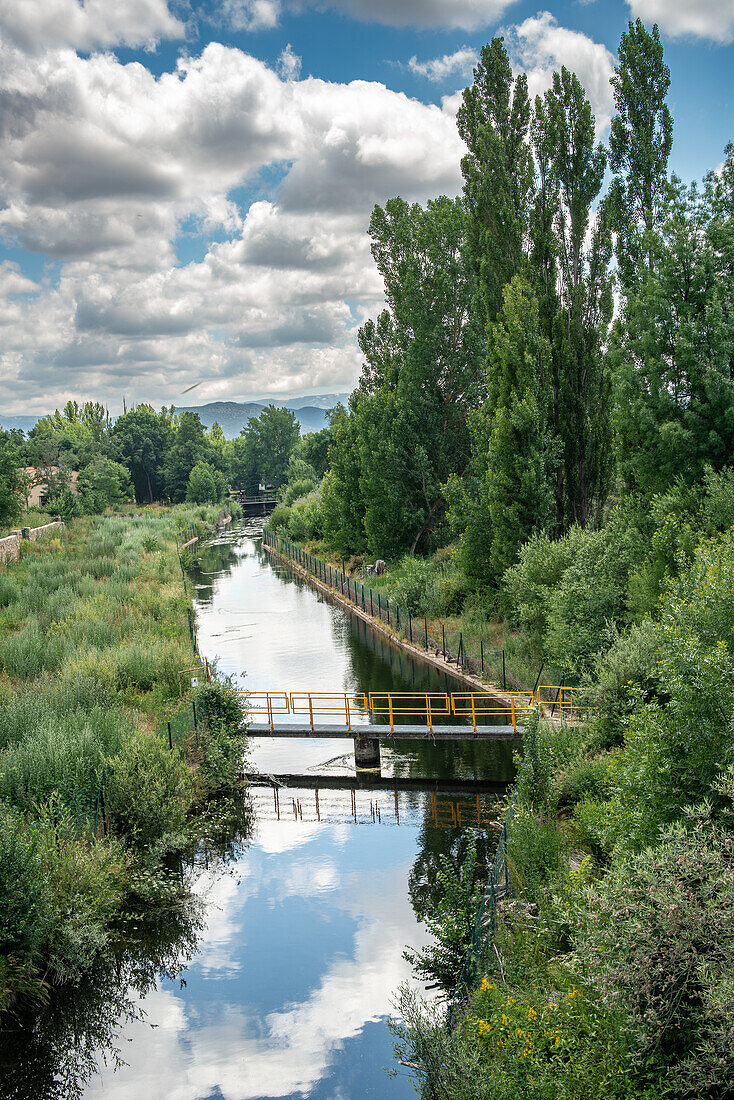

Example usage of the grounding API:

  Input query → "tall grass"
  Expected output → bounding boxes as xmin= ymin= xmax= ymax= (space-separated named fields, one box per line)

xmin=0 ymin=504 xmax=248 ymax=1014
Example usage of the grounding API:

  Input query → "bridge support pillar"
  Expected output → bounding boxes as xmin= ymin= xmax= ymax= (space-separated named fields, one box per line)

xmin=354 ymin=735 xmax=381 ymax=772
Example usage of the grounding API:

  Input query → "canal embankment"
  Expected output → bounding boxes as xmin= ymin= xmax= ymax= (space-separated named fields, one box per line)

xmin=264 ymin=530 xmax=528 ymax=706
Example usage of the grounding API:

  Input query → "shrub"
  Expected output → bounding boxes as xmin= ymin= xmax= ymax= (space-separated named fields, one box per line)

xmin=502 ymin=531 xmax=580 ymax=652
xmin=0 ymin=621 xmax=68 ymax=679
xmin=268 ymin=503 xmax=291 ymax=534
xmin=105 ymin=731 xmax=193 ymax=848
xmin=580 ymin=783 xmax=734 ymax=1097
xmin=545 ymin=522 xmax=635 ymax=674
xmin=283 ymin=478 xmax=316 ymax=506
xmin=403 ymin=833 xmax=484 ymax=992
xmin=554 ymin=754 xmax=611 ymax=810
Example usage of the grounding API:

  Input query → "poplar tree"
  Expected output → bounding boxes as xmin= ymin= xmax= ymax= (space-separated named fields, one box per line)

xmin=457 ymin=38 xmax=533 ymax=327
xmin=321 ymin=196 xmax=482 ymax=558
xmin=540 ymin=68 xmax=613 ymax=526
xmin=607 ymin=19 xmax=674 ymax=290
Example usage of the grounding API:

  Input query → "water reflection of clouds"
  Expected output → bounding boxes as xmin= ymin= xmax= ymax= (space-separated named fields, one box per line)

xmin=84 ymin=827 xmax=426 ymax=1100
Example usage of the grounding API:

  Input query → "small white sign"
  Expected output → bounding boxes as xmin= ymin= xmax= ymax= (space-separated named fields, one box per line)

xmin=191 ymin=676 xmax=199 ymax=688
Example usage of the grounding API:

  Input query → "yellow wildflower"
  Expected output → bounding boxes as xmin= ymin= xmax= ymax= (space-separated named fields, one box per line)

xmin=527 ymin=1007 xmax=537 ymax=1020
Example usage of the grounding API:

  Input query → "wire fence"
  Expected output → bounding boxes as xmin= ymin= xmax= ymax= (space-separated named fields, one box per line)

xmin=448 ymin=795 xmax=517 ymax=1024
xmin=263 ymin=529 xmax=571 ymax=694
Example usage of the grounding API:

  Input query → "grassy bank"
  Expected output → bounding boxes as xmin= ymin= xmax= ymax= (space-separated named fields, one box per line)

xmin=0 ymin=505 xmax=248 ymax=1017
xmin=393 ymin=527 xmax=734 ymax=1099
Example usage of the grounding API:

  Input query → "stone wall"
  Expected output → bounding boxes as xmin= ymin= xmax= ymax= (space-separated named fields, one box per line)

xmin=0 ymin=518 xmax=65 ymax=564
xmin=0 ymin=532 xmax=21 ymax=563
xmin=25 ymin=519 xmax=65 ymax=542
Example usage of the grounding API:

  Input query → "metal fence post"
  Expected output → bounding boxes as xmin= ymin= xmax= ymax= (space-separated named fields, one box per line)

xmin=424 ymin=617 xmax=428 ymax=649
xmin=168 ymin=721 xmax=173 ymax=750
xmin=481 ymin=639 xmax=484 ymax=673
xmin=442 ymin=623 xmax=446 ymax=659
xmin=503 ymin=650 xmax=506 ymax=690
xmin=408 ymin=610 xmax=412 ymax=642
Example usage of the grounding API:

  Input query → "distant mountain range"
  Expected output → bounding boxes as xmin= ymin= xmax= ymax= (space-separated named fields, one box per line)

xmin=0 ymin=393 xmax=350 ymax=440
xmin=174 ymin=394 xmax=349 ymax=438
xmin=0 ymin=415 xmax=40 ymax=434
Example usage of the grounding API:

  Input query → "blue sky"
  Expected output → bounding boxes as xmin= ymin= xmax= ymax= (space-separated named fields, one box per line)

xmin=0 ymin=0 xmax=732 ymax=415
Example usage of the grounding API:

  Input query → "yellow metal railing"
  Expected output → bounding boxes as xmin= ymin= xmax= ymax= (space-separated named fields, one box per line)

xmin=239 ymin=691 xmax=291 ymax=729
xmin=451 ymin=691 xmax=535 ymax=731
xmin=236 ymin=690 xmax=539 ymax=733
xmin=289 ymin=692 xmax=368 ymax=732
xmin=368 ymin=692 xmax=451 ymax=731
xmin=536 ymin=685 xmax=589 ymax=723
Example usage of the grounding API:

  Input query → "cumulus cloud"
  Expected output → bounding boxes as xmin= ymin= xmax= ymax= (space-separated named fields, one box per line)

xmin=0 ymin=39 xmax=464 ymax=411
xmin=506 ymin=11 xmax=616 ymax=134
xmin=219 ymin=0 xmax=281 ymax=32
xmin=408 ymin=47 xmax=478 ymax=82
xmin=627 ymin=0 xmax=734 ymax=43
xmin=0 ymin=0 xmax=185 ymax=53
xmin=277 ymin=43 xmax=302 ymax=81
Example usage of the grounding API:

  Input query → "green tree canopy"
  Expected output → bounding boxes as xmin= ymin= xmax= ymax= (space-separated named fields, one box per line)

xmin=112 ymin=405 xmax=172 ymax=503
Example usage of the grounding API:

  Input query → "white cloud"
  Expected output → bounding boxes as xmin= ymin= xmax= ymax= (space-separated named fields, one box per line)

xmin=83 ymin=857 xmax=430 ymax=1100
xmin=408 ymin=47 xmax=478 ymax=82
xmin=0 ymin=0 xmax=185 ymax=53
xmin=0 ymin=260 xmax=38 ymax=296
xmin=627 ymin=0 xmax=734 ymax=43
xmin=507 ymin=11 xmax=616 ymax=134
xmin=0 ymin=40 xmax=464 ymax=412
xmin=219 ymin=0 xmax=281 ymax=32
xmin=277 ymin=43 xmax=302 ymax=81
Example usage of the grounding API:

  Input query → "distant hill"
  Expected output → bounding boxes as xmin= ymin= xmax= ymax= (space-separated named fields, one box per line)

xmin=0 ymin=414 xmax=41 ymax=434
xmin=175 ymin=395 xmax=347 ymax=438
xmin=0 ymin=393 xmax=349 ymax=440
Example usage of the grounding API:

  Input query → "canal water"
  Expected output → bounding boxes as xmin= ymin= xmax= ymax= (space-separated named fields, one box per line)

xmin=2 ymin=520 xmax=515 ymax=1100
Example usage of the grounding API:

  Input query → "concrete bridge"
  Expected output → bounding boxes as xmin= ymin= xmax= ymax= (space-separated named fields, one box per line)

xmin=238 ymin=690 xmax=539 ymax=770
xmin=230 ymin=492 xmax=278 ymax=515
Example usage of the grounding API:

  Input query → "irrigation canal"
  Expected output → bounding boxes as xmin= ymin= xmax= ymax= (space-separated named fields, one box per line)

xmin=3 ymin=518 xmax=516 ymax=1100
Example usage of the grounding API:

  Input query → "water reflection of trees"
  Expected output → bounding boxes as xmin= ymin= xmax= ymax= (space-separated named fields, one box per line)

xmin=0 ymin=906 xmax=202 ymax=1100
xmin=0 ymin=796 xmax=254 ymax=1100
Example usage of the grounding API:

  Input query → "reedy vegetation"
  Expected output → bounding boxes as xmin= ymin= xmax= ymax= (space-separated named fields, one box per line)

xmin=0 ymin=508 xmax=248 ymax=1016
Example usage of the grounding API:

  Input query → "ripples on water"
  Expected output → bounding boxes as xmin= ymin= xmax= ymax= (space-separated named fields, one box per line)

xmin=1 ymin=521 xmax=514 ymax=1100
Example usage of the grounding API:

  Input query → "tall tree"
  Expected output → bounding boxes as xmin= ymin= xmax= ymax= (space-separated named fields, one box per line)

xmin=235 ymin=406 xmax=300 ymax=491
xmin=450 ymin=276 xmax=557 ymax=582
xmin=112 ymin=405 xmax=172 ymax=503
xmin=457 ymin=37 xmax=534 ymax=328
xmin=612 ymin=174 xmax=734 ymax=493
xmin=0 ymin=431 xmax=23 ymax=525
xmin=541 ymin=67 xmax=613 ymax=526
xmin=607 ymin=19 xmax=674 ymax=290
xmin=323 ymin=196 xmax=483 ymax=558
xmin=164 ymin=411 xmax=209 ymax=502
